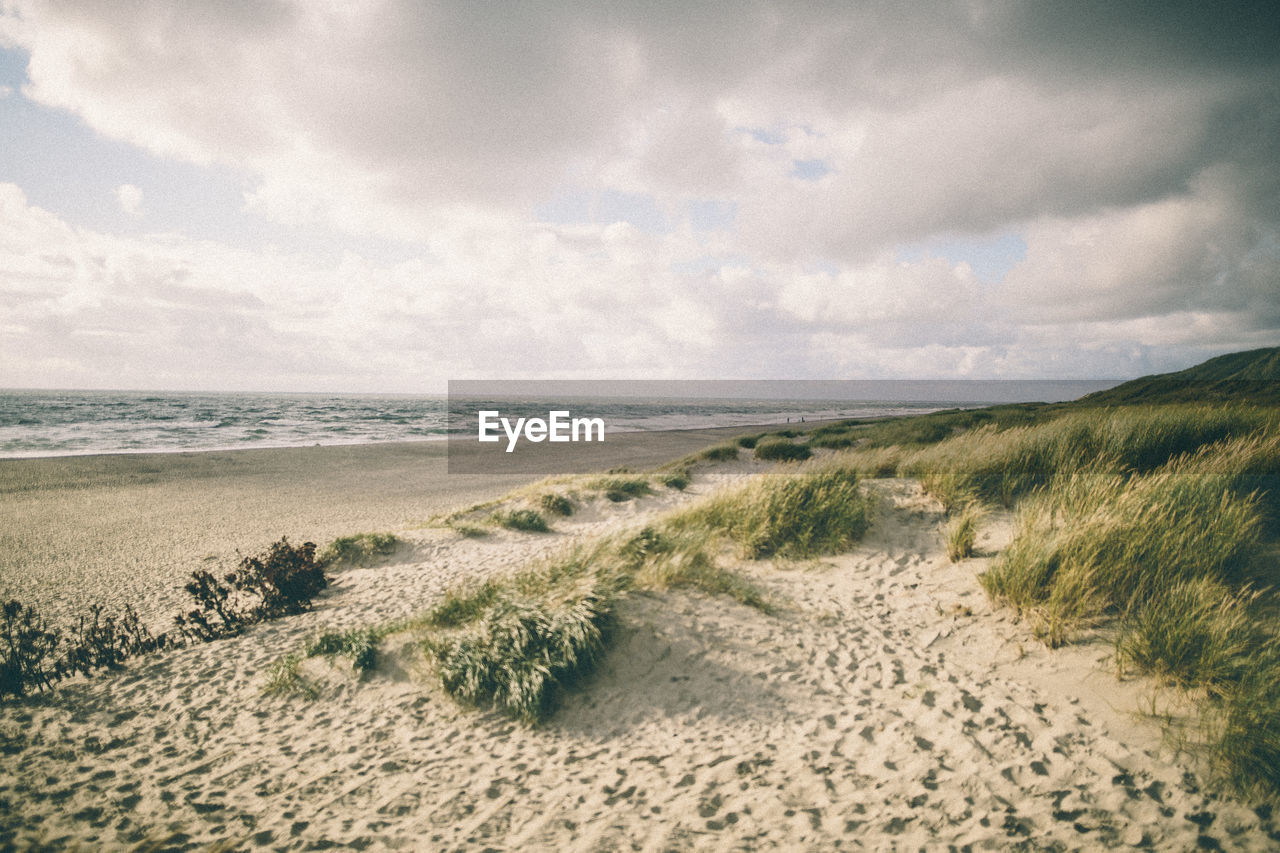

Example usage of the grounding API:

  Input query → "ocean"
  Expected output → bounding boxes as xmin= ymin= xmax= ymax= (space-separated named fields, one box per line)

xmin=0 ymin=381 xmax=1117 ymax=458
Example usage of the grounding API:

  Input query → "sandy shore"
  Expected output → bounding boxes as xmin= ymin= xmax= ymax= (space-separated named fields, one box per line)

xmin=2 ymin=444 xmax=1278 ymax=850
xmin=0 ymin=423 xmax=781 ymax=626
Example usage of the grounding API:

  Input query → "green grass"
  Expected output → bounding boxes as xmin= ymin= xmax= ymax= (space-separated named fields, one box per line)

xmin=981 ymin=463 xmax=1265 ymax=646
xmin=901 ymin=405 xmax=1280 ymax=795
xmin=617 ymin=527 xmax=773 ymax=613
xmin=669 ymin=463 xmax=872 ymax=559
xmin=658 ymin=469 xmax=690 ymax=490
xmin=491 ymin=509 xmax=550 ymax=532
xmin=945 ymin=503 xmax=981 ymax=562
xmin=586 ymin=475 xmax=652 ymax=502
xmin=1115 ymin=579 xmax=1268 ymax=692
xmin=699 ymin=443 xmax=739 ymax=462
xmin=414 ymin=514 xmax=780 ymax=723
xmin=305 ymin=626 xmax=383 ymax=673
xmin=754 ymin=438 xmax=812 ymax=462
xmin=420 ymin=546 xmax=622 ymax=723
xmin=538 ymin=493 xmax=574 ymax=517
xmin=1214 ymin=656 xmax=1280 ymax=794
xmin=901 ymin=405 xmax=1273 ymax=509
xmin=319 ymin=532 xmax=398 ymax=568
xmin=736 ymin=434 xmax=762 ymax=449
xmin=261 ymin=653 xmax=317 ymax=699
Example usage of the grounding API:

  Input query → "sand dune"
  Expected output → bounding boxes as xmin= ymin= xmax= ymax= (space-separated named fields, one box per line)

xmin=1 ymin=459 xmax=1277 ymax=851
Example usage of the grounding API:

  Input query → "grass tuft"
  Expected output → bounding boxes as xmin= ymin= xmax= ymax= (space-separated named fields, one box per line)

xmin=586 ymin=476 xmax=652 ymax=502
xmin=1115 ymin=580 xmax=1268 ymax=692
xmin=305 ymin=626 xmax=382 ymax=673
xmin=320 ymin=532 xmax=398 ymax=568
xmin=492 ymin=509 xmax=550 ymax=532
xmin=699 ymin=443 xmax=740 ymax=462
xmin=261 ymin=653 xmax=317 ymax=699
xmin=669 ymin=464 xmax=872 ymax=559
xmin=945 ymin=503 xmax=982 ymax=562
xmin=538 ymin=493 xmax=574 ymax=517
xmin=754 ymin=438 xmax=813 ymax=462
xmin=421 ymin=553 xmax=619 ymax=724
xmin=659 ymin=469 xmax=691 ymax=490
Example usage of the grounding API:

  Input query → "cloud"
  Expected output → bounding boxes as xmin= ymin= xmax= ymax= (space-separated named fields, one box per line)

xmin=115 ymin=183 xmax=142 ymax=216
xmin=0 ymin=2 xmax=1277 ymax=387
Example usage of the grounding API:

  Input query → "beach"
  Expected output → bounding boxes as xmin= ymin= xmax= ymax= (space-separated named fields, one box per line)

xmin=0 ymin=423 xmax=787 ymax=626
xmin=1 ymin=434 xmax=1277 ymax=850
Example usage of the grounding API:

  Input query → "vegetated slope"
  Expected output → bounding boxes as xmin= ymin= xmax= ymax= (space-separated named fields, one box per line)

xmin=1081 ymin=346 xmax=1280 ymax=406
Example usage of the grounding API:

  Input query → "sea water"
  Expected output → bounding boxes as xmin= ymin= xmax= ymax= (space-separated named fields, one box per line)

xmin=0 ymin=381 xmax=1117 ymax=459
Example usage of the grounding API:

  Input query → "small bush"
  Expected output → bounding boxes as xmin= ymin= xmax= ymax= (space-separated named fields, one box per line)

xmin=320 ymin=533 xmax=398 ymax=568
xmin=539 ymin=493 xmax=574 ymax=517
xmin=0 ymin=601 xmax=61 ymax=698
xmin=736 ymin=434 xmax=762 ymax=449
xmin=754 ymin=439 xmax=812 ymax=462
xmin=699 ymin=443 xmax=739 ymax=462
xmin=229 ymin=538 xmax=327 ymax=621
xmin=659 ymin=469 xmax=690 ymax=490
xmin=493 ymin=509 xmax=550 ymax=532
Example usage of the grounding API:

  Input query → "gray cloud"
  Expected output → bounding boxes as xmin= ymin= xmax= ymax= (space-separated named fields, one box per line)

xmin=0 ymin=1 xmax=1277 ymax=387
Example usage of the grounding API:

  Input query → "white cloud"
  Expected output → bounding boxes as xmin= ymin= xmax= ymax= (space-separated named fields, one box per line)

xmin=0 ymin=2 xmax=1277 ymax=387
xmin=115 ymin=183 xmax=143 ymax=216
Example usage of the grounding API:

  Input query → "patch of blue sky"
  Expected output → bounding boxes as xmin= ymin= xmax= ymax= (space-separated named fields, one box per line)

xmin=791 ymin=159 xmax=832 ymax=181
xmin=534 ymin=187 xmax=670 ymax=234
xmin=744 ymin=126 xmax=786 ymax=145
xmin=670 ymin=253 xmax=752 ymax=277
xmin=895 ymin=231 xmax=1028 ymax=284
xmin=0 ymin=47 xmax=427 ymax=265
xmin=685 ymin=198 xmax=736 ymax=232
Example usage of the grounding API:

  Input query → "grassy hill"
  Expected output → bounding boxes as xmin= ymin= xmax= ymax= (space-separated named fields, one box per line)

xmin=1081 ymin=347 xmax=1280 ymax=406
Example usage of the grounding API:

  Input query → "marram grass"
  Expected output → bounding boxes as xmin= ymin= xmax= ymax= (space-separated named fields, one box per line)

xmin=981 ymin=464 xmax=1264 ymax=645
xmin=667 ymin=463 xmax=872 ymax=559
xmin=319 ymin=532 xmax=398 ymax=568
xmin=945 ymin=503 xmax=982 ymax=562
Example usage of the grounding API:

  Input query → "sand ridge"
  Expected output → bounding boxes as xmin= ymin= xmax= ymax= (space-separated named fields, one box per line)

xmin=1 ymin=468 xmax=1277 ymax=851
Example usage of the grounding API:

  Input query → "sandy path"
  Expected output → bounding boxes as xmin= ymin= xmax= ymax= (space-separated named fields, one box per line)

xmin=1 ymin=472 xmax=1276 ymax=851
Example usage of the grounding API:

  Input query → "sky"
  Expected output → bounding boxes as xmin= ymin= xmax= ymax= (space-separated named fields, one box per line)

xmin=0 ymin=1 xmax=1278 ymax=393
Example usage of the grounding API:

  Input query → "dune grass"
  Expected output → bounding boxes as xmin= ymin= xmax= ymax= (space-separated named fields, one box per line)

xmin=491 ymin=509 xmax=550 ymax=532
xmin=945 ymin=503 xmax=982 ymax=562
xmin=319 ymin=532 xmax=398 ymax=568
xmin=538 ymin=493 xmax=574 ymax=517
xmin=868 ymin=402 xmax=1280 ymax=795
xmin=668 ymin=462 xmax=872 ymax=559
xmin=417 ymin=525 xmax=776 ymax=723
xmin=753 ymin=438 xmax=812 ymax=462
xmin=900 ymin=405 xmax=1273 ymax=510
xmin=698 ymin=443 xmax=739 ymax=462
xmin=421 ymin=552 xmax=620 ymax=724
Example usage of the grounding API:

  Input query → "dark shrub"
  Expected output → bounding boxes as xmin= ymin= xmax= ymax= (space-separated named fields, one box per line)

xmin=1 ymin=600 xmax=61 ymax=698
xmin=539 ymin=493 xmax=574 ymax=517
xmin=229 ymin=537 xmax=326 ymax=620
